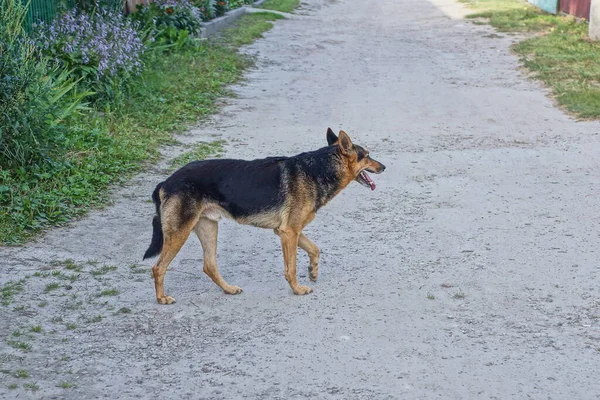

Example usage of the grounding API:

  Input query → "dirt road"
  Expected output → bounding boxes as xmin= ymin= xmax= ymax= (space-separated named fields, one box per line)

xmin=2 ymin=0 xmax=600 ymax=398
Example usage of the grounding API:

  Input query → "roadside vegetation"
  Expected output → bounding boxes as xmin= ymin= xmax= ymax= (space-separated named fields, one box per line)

xmin=258 ymin=0 xmax=300 ymax=13
xmin=0 ymin=0 xmax=288 ymax=245
xmin=462 ymin=0 xmax=600 ymax=119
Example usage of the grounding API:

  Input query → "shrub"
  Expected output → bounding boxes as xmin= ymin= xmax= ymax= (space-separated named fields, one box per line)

xmin=133 ymin=0 xmax=203 ymax=45
xmin=195 ymin=0 xmax=217 ymax=21
xmin=32 ymin=6 xmax=145 ymax=101
xmin=0 ymin=0 xmax=88 ymax=167
xmin=214 ymin=0 xmax=229 ymax=16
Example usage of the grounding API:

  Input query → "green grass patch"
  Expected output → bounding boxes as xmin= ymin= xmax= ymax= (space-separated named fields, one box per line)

xmin=44 ymin=282 xmax=60 ymax=293
xmin=99 ymin=289 xmax=119 ymax=297
xmin=30 ymin=325 xmax=42 ymax=333
xmin=463 ymin=0 xmax=600 ymax=119
xmin=170 ymin=140 xmax=225 ymax=170
xmin=58 ymin=381 xmax=75 ymax=388
xmin=14 ymin=370 xmax=29 ymax=378
xmin=218 ymin=12 xmax=285 ymax=47
xmin=258 ymin=0 xmax=299 ymax=13
xmin=0 ymin=13 xmax=283 ymax=245
xmin=90 ymin=265 xmax=117 ymax=276
xmin=1 ymin=280 xmax=25 ymax=306
xmin=7 ymin=340 xmax=32 ymax=352
xmin=24 ymin=382 xmax=39 ymax=391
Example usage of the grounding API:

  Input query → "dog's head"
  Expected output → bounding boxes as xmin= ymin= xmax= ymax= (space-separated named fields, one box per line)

xmin=326 ymin=128 xmax=386 ymax=191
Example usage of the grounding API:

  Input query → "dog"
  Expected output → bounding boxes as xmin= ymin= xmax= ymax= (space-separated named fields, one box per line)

xmin=143 ymin=128 xmax=386 ymax=304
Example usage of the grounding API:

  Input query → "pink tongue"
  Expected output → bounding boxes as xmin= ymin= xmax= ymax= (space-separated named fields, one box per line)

xmin=362 ymin=171 xmax=376 ymax=191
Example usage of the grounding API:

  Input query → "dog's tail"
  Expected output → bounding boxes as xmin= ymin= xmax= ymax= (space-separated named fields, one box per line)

xmin=143 ymin=182 xmax=164 ymax=260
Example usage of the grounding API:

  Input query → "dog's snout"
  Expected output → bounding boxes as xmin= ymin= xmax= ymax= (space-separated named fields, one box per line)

xmin=380 ymin=163 xmax=386 ymax=172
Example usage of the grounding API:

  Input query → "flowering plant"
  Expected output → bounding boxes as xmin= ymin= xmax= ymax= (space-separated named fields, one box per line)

xmin=32 ymin=6 xmax=145 ymax=96
xmin=133 ymin=0 xmax=203 ymax=43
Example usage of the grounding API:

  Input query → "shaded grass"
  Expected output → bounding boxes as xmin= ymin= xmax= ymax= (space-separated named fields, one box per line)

xmin=462 ymin=0 xmax=600 ymax=119
xmin=0 ymin=12 xmax=285 ymax=244
xmin=258 ymin=0 xmax=299 ymax=13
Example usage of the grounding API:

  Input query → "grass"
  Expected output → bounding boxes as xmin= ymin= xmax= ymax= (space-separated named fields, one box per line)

xmin=30 ymin=325 xmax=42 ymax=333
xmin=44 ymin=282 xmax=60 ymax=293
xmin=453 ymin=290 xmax=466 ymax=299
xmin=258 ymin=0 xmax=299 ymax=13
xmin=218 ymin=12 xmax=285 ymax=47
xmin=0 ymin=12 xmax=285 ymax=245
xmin=7 ymin=340 xmax=32 ymax=352
xmin=58 ymin=381 xmax=75 ymax=388
xmin=99 ymin=289 xmax=120 ymax=297
xmin=462 ymin=0 xmax=600 ymax=119
xmin=15 ymin=370 xmax=29 ymax=378
xmin=90 ymin=265 xmax=117 ymax=276
xmin=1 ymin=280 xmax=25 ymax=306
xmin=170 ymin=141 xmax=225 ymax=170
xmin=8 ymin=383 xmax=18 ymax=389
xmin=24 ymin=382 xmax=39 ymax=391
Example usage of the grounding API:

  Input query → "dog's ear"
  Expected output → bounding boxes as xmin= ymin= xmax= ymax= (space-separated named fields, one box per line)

xmin=338 ymin=130 xmax=353 ymax=155
xmin=326 ymin=127 xmax=338 ymax=145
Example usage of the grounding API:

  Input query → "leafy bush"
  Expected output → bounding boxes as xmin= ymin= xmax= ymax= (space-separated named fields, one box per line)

xmin=32 ymin=6 xmax=145 ymax=101
xmin=214 ymin=0 xmax=229 ymax=16
xmin=0 ymin=0 xmax=88 ymax=167
xmin=133 ymin=0 xmax=203 ymax=45
xmin=195 ymin=0 xmax=217 ymax=21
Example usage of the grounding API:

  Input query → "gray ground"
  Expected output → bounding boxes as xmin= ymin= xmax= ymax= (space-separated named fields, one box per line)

xmin=2 ymin=0 xmax=600 ymax=398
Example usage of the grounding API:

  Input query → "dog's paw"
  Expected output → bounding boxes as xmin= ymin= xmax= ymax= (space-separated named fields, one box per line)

xmin=293 ymin=285 xmax=313 ymax=295
xmin=157 ymin=295 xmax=176 ymax=305
xmin=224 ymin=285 xmax=243 ymax=295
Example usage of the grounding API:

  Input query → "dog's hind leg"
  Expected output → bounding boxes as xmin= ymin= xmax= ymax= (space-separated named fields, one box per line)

xmin=152 ymin=216 xmax=198 ymax=305
xmin=194 ymin=218 xmax=243 ymax=295
xmin=298 ymin=233 xmax=320 ymax=282
xmin=278 ymin=228 xmax=312 ymax=295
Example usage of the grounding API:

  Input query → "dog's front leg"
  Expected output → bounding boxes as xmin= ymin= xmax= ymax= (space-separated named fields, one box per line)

xmin=279 ymin=228 xmax=313 ymax=295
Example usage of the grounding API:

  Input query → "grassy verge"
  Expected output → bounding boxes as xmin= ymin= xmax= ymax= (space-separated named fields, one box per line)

xmin=461 ymin=0 xmax=600 ymax=119
xmin=0 ymin=12 xmax=284 ymax=245
xmin=258 ymin=0 xmax=300 ymax=13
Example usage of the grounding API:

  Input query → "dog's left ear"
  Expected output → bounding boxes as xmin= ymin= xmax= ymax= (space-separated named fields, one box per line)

xmin=326 ymin=127 xmax=338 ymax=145
xmin=338 ymin=130 xmax=353 ymax=155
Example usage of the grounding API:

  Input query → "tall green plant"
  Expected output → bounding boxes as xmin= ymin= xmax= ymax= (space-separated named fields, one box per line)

xmin=0 ymin=0 xmax=89 ymax=167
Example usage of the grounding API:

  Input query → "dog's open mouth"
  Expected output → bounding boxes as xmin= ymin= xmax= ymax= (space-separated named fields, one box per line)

xmin=357 ymin=170 xmax=376 ymax=191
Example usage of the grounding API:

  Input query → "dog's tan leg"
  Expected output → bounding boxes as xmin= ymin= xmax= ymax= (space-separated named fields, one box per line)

xmin=152 ymin=220 xmax=196 ymax=305
xmin=194 ymin=218 xmax=242 ymax=295
xmin=298 ymin=233 xmax=320 ymax=282
xmin=279 ymin=228 xmax=312 ymax=295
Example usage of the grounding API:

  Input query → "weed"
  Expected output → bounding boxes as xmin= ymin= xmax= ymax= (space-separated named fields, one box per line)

xmin=1 ymin=280 xmax=25 ymax=306
xmin=91 ymin=265 xmax=117 ymax=276
xmin=129 ymin=264 xmax=147 ymax=274
xmin=118 ymin=307 xmax=132 ymax=314
xmin=11 ymin=330 xmax=22 ymax=337
xmin=58 ymin=381 xmax=75 ymax=388
xmin=88 ymin=315 xmax=103 ymax=323
xmin=99 ymin=289 xmax=119 ymax=297
xmin=65 ymin=323 xmax=77 ymax=330
xmin=8 ymin=383 xmax=17 ymax=389
xmin=44 ymin=282 xmax=60 ymax=293
xmin=7 ymin=340 xmax=31 ymax=351
xmin=453 ymin=290 xmax=466 ymax=299
xmin=14 ymin=370 xmax=29 ymax=378
xmin=52 ymin=316 xmax=64 ymax=323
xmin=427 ymin=293 xmax=436 ymax=300
xmin=24 ymin=382 xmax=39 ymax=391
xmin=30 ymin=325 xmax=42 ymax=333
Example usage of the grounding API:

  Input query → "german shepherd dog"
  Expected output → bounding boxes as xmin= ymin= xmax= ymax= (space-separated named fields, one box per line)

xmin=143 ymin=128 xmax=385 ymax=304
